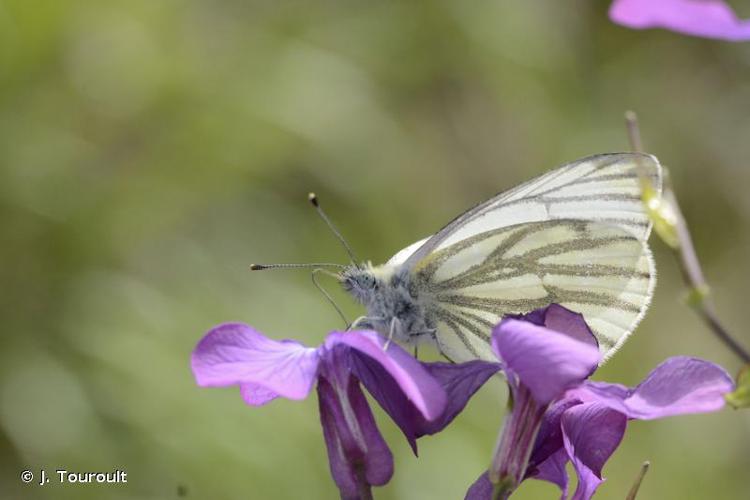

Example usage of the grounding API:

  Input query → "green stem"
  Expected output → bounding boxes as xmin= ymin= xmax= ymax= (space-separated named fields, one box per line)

xmin=492 ymin=477 xmax=515 ymax=500
xmin=625 ymin=111 xmax=750 ymax=364
xmin=667 ymin=192 xmax=750 ymax=363
xmin=625 ymin=461 xmax=650 ymax=500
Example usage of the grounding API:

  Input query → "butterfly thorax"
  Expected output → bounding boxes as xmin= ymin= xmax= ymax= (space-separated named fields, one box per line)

xmin=339 ymin=263 xmax=435 ymax=346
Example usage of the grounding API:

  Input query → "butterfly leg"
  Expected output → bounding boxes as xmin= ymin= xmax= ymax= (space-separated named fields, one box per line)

xmin=311 ymin=268 xmax=348 ymax=328
xmin=348 ymin=316 xmax=385 ymax=331
xmin=409 ymin=329 xmax=437 ymax=360
xmin=408 ymin=328 xmax=437 ymax=339
xmin=434 ymin=342 xmax=456 ymax=364
xmin=383 ymin=317 xmax=401 ymax=351
xmin=349 ymin=316 xmax=369 ymax=330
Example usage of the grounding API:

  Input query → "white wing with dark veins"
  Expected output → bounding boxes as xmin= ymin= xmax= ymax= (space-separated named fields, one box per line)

xmin=418 ymin=219 xmax=654 ymax=362
xmin=384 ymin=153 xmax=661 ymax=362
xmin=401 ymin=153 xmax=661 ymax=266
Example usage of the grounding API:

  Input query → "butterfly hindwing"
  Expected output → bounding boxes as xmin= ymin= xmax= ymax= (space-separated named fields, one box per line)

xmin=417 ymin=219 xmax=654 ymax=363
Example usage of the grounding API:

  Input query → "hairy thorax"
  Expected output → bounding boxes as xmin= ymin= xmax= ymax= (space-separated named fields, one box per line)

xmin=340 ymin=263 xmax=435 ymax=346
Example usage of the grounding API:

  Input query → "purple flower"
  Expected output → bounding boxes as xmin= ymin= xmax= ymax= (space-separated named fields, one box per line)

xmin=466 ymin=305 xmax=735 ymax=500
xmin=191 ymin=324 xmax=499 ymax=499
xmin=610 ymin=0 xmax=750 ymax=41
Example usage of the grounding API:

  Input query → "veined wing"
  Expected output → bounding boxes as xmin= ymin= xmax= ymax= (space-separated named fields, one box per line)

xmin=396 ymin=153 xmax=662 ymax=269
xmin=417 ymin=219 xmax=655 ymax=363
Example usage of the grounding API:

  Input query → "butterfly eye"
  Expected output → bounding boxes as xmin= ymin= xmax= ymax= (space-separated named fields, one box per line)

xmin=363 ymin=275 xmax=377 ymax=289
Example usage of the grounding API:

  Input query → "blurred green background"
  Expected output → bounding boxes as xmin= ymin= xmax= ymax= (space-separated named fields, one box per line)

xmin=1 ymin=1 xmax=749 ymax=499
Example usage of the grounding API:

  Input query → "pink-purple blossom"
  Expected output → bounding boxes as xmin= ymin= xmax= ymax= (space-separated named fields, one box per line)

xmin=191 ymin=324 xmax=498 ymax=499
xmin=466 ymin=305 xmax=735 ymax=500
xmin=610 ymin=0 xmax=750 ymax=41
xmin=190 ymin=306 xmax=735 ymax=500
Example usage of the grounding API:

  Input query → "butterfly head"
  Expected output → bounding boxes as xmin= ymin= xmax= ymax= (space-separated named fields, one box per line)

xmin=339 ymin=263 xmax=387 ymax=305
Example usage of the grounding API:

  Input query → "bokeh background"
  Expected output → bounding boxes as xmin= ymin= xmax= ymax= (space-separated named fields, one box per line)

xmin=1 ymin=1 xmax=749 ymax=499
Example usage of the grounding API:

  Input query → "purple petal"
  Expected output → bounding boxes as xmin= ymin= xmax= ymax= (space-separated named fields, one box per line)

xmin=540 ymin=304 xmax=599 ymax=349
xmin=610 ymin=0 xmax=750 ymax=41
xmin=561 ymin=403 xmax=627 ymax=500
xmin=529 ymin=449 xmax=569 ymax=499
xmin=351 ymin=356 xmax=498 ymax=453
xmin=464 ymin=456 xmax=570 ymax=500
xmin=317 ymin=376 xmax=393 ymax=498
xmin=464 ymin=471 xmax=492 ymax=500
xmin=345 ymin=352 xmax=424 ymax=450
xmin=623 ymin=356 xmax=734 ymax=418
xmin=326 ymin=330 xmax=447 ymax=420
xmin=527 ymin=398 xmax=581 ymax=475
xmin=510 ymin=304 xmax=598 ymax=350
xmin=570 ymin=357 xmax=734 ymax=419
xmin=191 ymin=323 xmax=320 ymax=403
xmin=419 ymin=361 xmax=502 ymax=434
xmin=317 ymin=379 xmax=360 ymax=498
xmin=239 ymin=383 xmax=280 ymax=406
xmin=492 ymin=319 xmax=601 ymax=404
xmin=566 ymin=381 xmax=631 ymax=415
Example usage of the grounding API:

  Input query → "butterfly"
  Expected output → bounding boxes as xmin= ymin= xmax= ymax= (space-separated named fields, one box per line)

xmin=256 ymin=153 xmax=662 ymax=363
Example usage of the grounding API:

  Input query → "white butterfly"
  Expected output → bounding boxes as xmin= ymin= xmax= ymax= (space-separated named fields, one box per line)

xmin=336 ymin=153 xmax=662 ymax=363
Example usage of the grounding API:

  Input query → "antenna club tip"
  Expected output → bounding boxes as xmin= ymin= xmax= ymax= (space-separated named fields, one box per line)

xmin=249 ymin=264 xmax=265 ymax=271
xmin=308 ymin=192 xmax=319 ymax=206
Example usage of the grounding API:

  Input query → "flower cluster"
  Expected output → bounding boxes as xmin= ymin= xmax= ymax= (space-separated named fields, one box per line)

xmin=191 ymin=303 xmax=734 ymax=500
xmin=465 ymin=305 xmax=734 ymax=499
xmin=191 ymin=324 xmax=498 ymax=498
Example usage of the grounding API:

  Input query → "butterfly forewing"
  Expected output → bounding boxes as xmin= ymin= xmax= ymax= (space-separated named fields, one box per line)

xmin=400 ymin=153 xmax=661 ymax=268
xmin=418 ymin=219 xmax=654 ymax=363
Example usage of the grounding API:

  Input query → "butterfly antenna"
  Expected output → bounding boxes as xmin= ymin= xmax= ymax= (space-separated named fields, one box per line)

xmin=312 ymin=268 xmax=349 ymax=328
xmin=308 ymin=193 xmax=359 ymax=266
xmin=250 ymin=263 xmax=346 ymax=271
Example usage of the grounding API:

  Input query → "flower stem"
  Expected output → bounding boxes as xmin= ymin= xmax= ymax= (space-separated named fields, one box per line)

xmin=625 ymin=111 xmax=750 ymax=364
xmin=668 ymin=192 xmax=750 ymax=362
xmin=354 ymin=465 xmax=374 ymax=500
xmin=491 ymin=477 xmax=515 ymax=500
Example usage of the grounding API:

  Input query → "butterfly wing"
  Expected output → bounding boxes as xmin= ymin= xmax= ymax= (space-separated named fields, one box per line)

xmin=416 ymin=219 xmax=654 ymax=362
xmin=398 ymin=152 xmax=661 ymax=268
xmin=387 ymin=153 xmax=662 ymax=362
